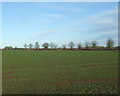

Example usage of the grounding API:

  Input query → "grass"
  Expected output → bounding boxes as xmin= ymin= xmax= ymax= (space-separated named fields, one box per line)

xmin=2 ymin=50 xmax=118 ymax=94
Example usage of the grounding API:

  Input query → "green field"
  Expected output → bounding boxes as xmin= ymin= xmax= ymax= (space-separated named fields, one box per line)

xmin=2 ymin=50 xmax=118 ymax=94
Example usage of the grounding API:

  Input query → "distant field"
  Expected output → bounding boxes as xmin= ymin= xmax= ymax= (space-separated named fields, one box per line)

xmin=2 ymin=50 xmax=118 ymax=94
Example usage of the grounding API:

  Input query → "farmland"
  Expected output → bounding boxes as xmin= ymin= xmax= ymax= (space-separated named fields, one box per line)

xmin=2 ymin=50 xmax=118 ymax=94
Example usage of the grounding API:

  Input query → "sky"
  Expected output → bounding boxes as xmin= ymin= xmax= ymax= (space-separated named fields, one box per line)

xmin=2 ymin=2 xmax=118 ymax=48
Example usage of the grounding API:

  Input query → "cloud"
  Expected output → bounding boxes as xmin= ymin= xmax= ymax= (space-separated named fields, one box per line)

xmin=46 ymin=14 xmax=64 ymax=19
xmin=65 ymin=8 xmax=118 ymax=46
xmin=29 ymin=30 xmax=59 ymax=41
xmin=40 ymin=3 xmax=85 ymax=12
xmin=38 ymin=30 xmax=58 ymax=36
xmin=91 ymin=9 xmax=118 ymax=44
xmin=75 ymin=8 xmax=118 ymax=34
xmin=90 ymin=9 xmax=117 ymax=27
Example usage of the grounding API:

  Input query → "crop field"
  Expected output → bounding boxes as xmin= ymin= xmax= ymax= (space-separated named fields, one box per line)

xmin=2 ymin=50 xmax=118 ymax=94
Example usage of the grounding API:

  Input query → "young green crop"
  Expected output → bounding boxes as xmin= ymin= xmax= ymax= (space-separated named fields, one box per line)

xmin=2 ymin=50 xmax=118 ymax=94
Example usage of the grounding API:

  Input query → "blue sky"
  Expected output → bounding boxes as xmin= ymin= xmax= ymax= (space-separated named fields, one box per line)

xmin=2 ymin=2 xmax=118 ymax=48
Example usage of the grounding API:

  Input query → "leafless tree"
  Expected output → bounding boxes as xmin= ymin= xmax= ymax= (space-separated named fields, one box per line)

xmin=68 ymin=42 xmax=75 ymax=49
xmin=42 ymin=43 xmax=49 ymax=49
xmin=24 ymin=44 xmax=27 ymax=49
xmin=35 ymin=42 xmax=39 ymax=49
xmin=62 ymin=44 xmax=66 ymax=49
xmin=106 ymin=38 xmax=115 ymax=48
xmin=28 ymin=44 xmax=33 ymax=49
xmin=91 ymin=41 xmax=97 ymax=48
xmin=85 ymin=41 xmax=90 ymax=48
xmin=77 ymin=43 xmax=82 ymax=49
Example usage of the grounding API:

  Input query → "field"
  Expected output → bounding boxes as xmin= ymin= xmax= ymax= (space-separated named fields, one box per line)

xmin=2 ymin=50 xmax=118 ymax=94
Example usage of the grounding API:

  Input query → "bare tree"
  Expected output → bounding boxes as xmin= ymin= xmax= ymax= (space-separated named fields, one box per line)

xmin=91 ymin=41 xmax=97 ymax=48
xmin=28 ymin=44 xmax=33 ymax=49
xmin=35 ymin=42 xmax=39 ymax=49
xmin=14 ymin=46 xmax=18 ymax=50
xmin=68 ymin=42 xmax=75 ymax=49
xmin=62 ymin=44 xmax=66 ymax=49
xmin=106 ymin=38 xmax=115 ymax=48
xmin=42 ymin=43 xmax=49 ymax=49
xmin=77 ymin=43 xmax=82 ymax=49
xmin=24 ymin=44 xmax=27 ymax=49
xmin=50 ymin=43 xmax=54 ymax=49
xmin=54 ymin=44 xmax=58 ymax=49
xmin=85 ymin=41 xmax=90 ymax=48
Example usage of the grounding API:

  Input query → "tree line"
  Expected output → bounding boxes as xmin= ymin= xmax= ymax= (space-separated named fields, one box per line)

xmin=3 ymin=38 xmax=118 ymax=50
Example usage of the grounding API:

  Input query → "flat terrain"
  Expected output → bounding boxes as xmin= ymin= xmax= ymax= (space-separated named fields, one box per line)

xmin=2 ymin=50 xmax=118 ymax=94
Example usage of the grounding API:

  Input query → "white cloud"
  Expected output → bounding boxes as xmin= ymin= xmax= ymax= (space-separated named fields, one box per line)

xmin=39 ymin=3 xmax=85 ymax=12
xmin=90 ymin=9 xmax=117 ymax=27
xmin=65 ymin=8 xmax=118 ymax=46
xmin=38 ymin=30 xmax=58 ymax=36
xmin=29 ymin=30 xmax=59 ymax=40
xmin=75 ymin=8 xmax=118 ymax=34
xmin=46 ymin=14 xmax=64 ymax=19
